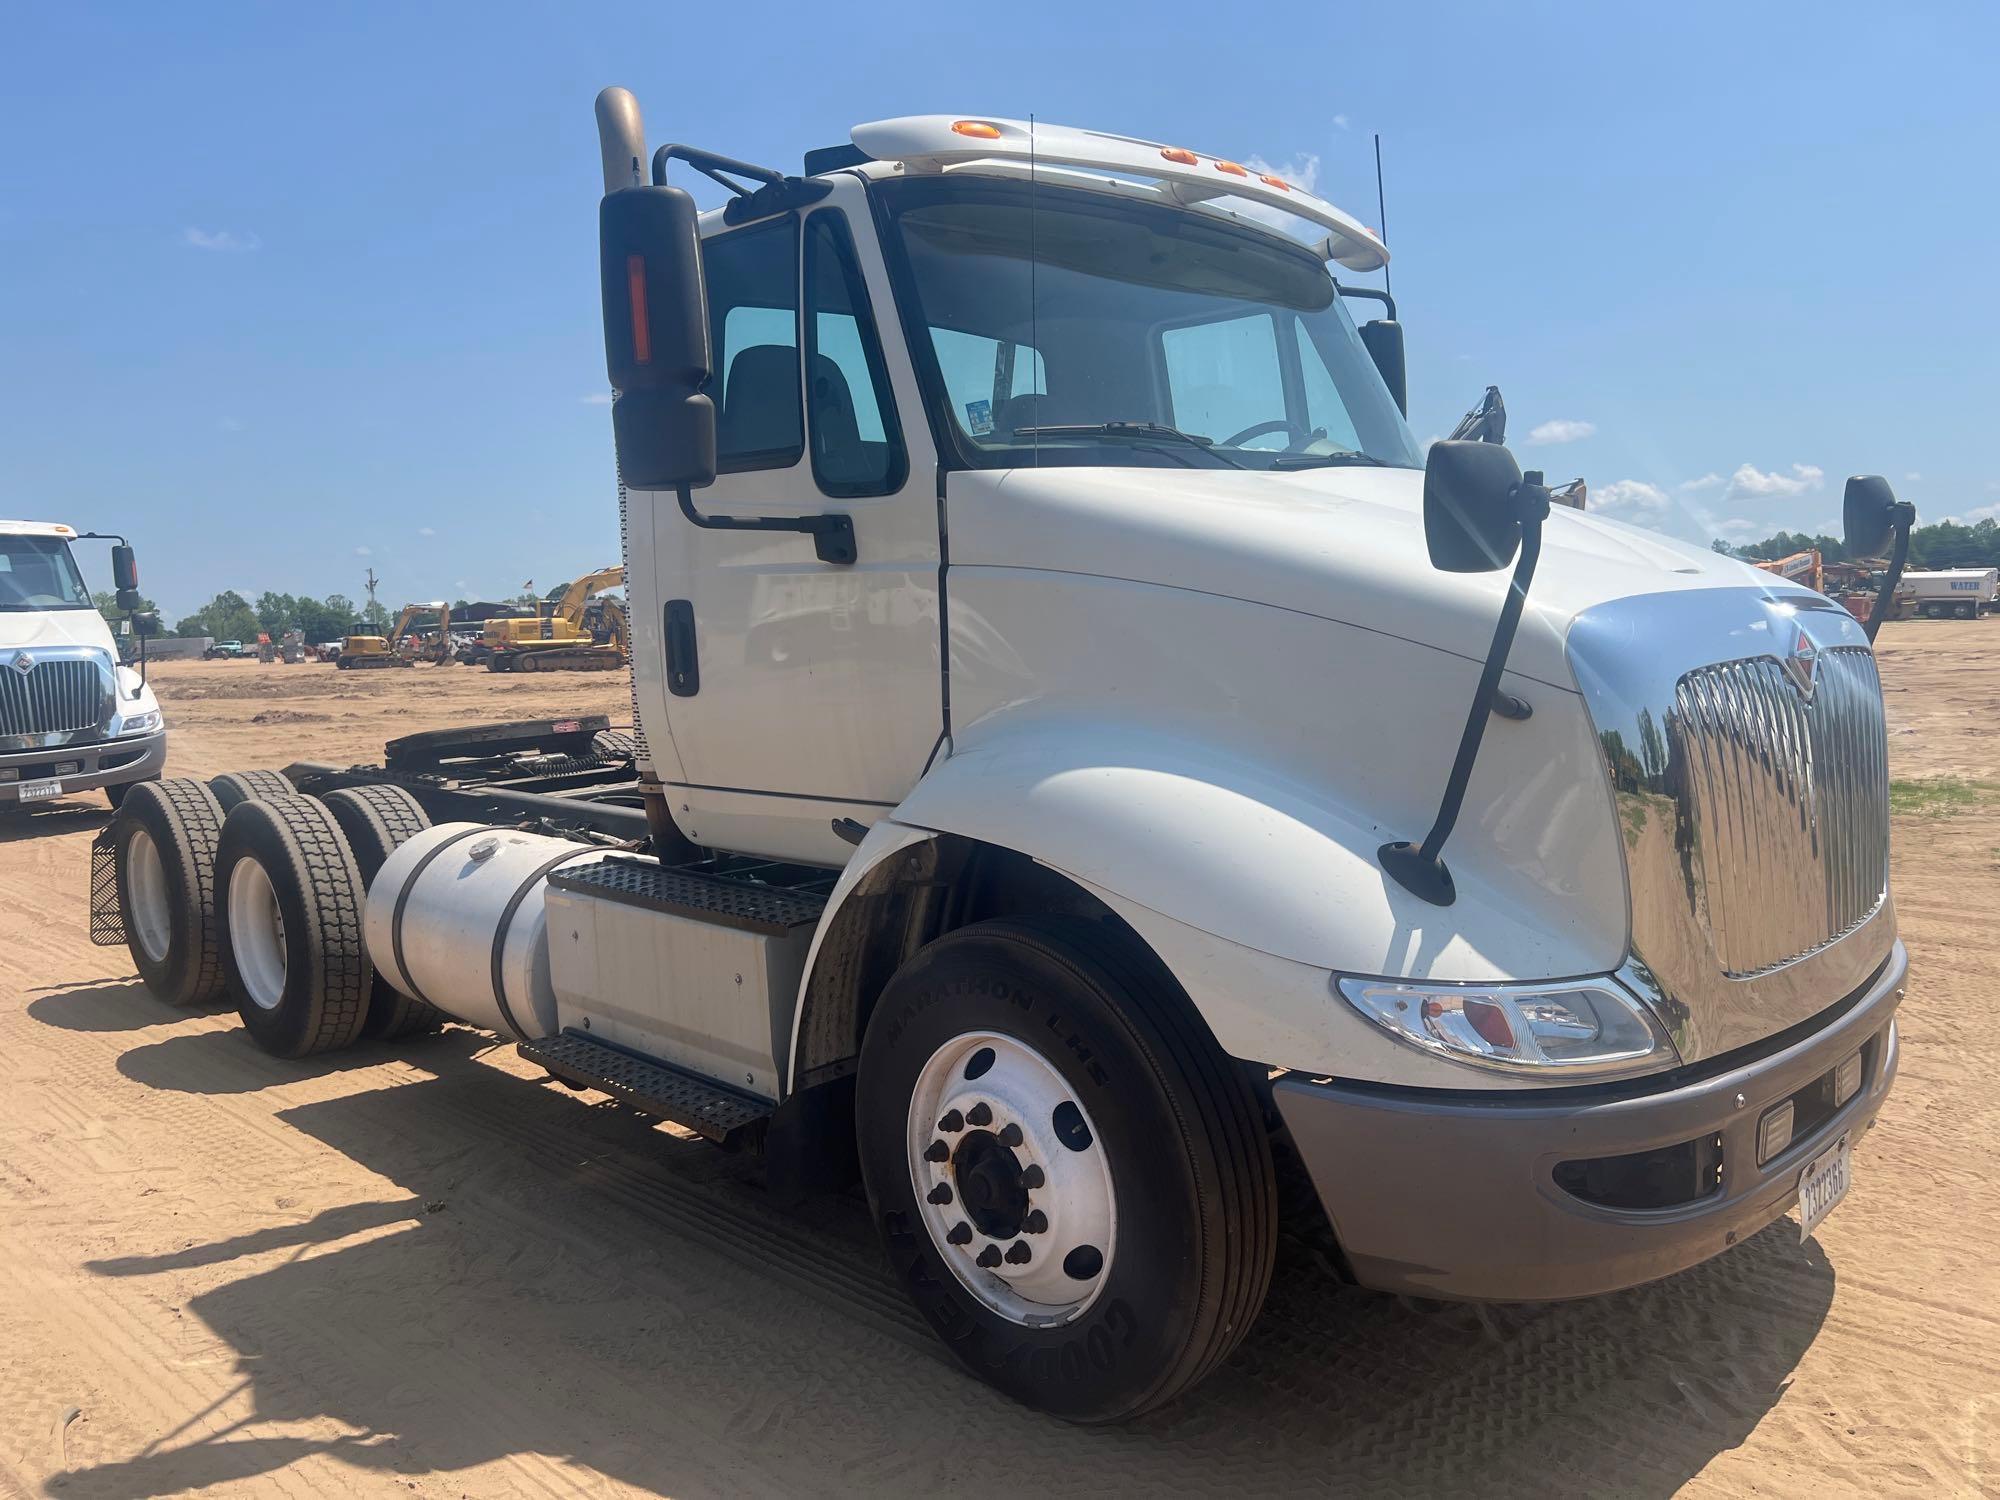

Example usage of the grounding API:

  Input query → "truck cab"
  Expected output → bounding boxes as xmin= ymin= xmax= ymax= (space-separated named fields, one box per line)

xmin=102 ymin=93 xmax=1915 ymax=1425
xmin=1 ymin=521 xmax=165 ymax=809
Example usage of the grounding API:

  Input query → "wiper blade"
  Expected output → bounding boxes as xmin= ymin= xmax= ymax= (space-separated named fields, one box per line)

xmin=1268 ymin=450 xmax=1392 ymax=469
xmin=1011 ymin=421 xmax=1247 ymax=468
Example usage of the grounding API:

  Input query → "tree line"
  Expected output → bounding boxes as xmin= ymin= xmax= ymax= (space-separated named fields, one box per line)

xmin=1717 ymin=514 xmax=2000 ymax=569
xmin=114 ymin=589 xmax=550 ymax=643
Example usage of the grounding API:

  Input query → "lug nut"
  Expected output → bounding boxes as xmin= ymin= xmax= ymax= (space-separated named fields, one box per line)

xmin=937 ymin=1109 xmax=964 ymax=1133
xmin=946 ymin=1221 xmax=973 ymax=1245
xmin=924 ymin=1140 xmax=950 ymax=1163
xmin=1023 ymin=1209 xmax=1048 ymax=1234
xmin=1019 ymin=1164 xmax=1045 ymax=1190
xmin=967 ymin=1102 xmax=993 ymax=1127
xmin=998 ymin=1122 xmax=1023 ymax=1147
xmin=927 ymin=1183 xmax=953 ymax=1205
xmin=1005 ymin=1241 xmax=1032 ymax=1265
xmin=975 ymin=1244 xmax=1002 ymax=1269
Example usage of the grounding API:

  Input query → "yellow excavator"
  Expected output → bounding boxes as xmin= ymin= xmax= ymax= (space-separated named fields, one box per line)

xmin=338 ymin=601 xmax=450 ymax=670
xmin=483 ymin=566 xmax=628 ymax=672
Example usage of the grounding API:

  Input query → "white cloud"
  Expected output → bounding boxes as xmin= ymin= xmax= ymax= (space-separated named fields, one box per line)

xmin=182 ymin=226 xmax=261 ymax=252
xmin=217 ymin=416 xmax=244 ymax=433
xmin=1726 ymin=462 xmax=1823 ymax=500
xmin=1231 ymin=154 xmax=1323 ymax=234
xmin=418 ymin=526 xmax=436 ymax=537
xmin=1903 ymin=471 xmax=1922 ymax=482
xmin=354 ymin=546 xmax=372 ymax=556
xmin=1526 ymin=418 xmax=1595 ymax=446
xmin=1332 ymin=113 xmax=1351 ymax=131
xmin=1593 ymin=479 xmax=1672 ymax=519
xmin=1679 ymin=472 xmax=1724 ymax=492
xmin=1946 ymin=502 xmax=2000 ymax=525
xmin=580 ymin=392 xmax=613 ymax=405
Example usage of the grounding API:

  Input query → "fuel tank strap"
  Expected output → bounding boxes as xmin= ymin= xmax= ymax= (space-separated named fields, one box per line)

xmin=388 ymin=825 xmax=491 ymax=1007
xmin=488 ymin=847 xmax=599 ymax=1041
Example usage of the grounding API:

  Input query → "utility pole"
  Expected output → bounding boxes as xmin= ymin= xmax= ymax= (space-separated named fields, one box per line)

xmin=363 ymin=567 xmax=384 ymax=627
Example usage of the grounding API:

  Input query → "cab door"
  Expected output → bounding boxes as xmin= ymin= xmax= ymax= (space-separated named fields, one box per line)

xmin=644 ymin=181 xmax=942 ymax=864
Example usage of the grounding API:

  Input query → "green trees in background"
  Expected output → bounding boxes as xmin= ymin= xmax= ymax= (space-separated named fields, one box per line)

xmin=1721 ymin=516 xmax=2000 ymax=568
xmin=173 ymin=591 xmax=361 ymax=642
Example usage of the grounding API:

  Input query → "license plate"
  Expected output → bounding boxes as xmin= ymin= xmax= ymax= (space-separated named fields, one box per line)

xmin=1797 ymin=1132 xmax=1851 ymax=1242
xmin=17 ymin=778 xmax=62 ymax=803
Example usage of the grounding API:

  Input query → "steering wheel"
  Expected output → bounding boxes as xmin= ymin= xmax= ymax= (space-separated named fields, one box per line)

xmin=1219 ymin=419 xmax=1314 ymax=451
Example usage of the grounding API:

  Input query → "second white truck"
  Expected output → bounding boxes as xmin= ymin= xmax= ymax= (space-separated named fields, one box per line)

xmin=93 ymin=91 xmax=1916 ymax=1422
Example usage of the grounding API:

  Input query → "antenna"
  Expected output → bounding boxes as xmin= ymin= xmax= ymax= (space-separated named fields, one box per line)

xmin=1373 ymin=132 xmax=1390 ymax=299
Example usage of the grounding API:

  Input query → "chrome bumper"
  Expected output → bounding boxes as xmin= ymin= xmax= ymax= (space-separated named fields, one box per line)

xmin=0 ymin=730 xmax=166 ymax=803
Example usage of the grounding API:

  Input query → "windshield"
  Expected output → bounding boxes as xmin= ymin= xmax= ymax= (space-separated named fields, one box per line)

xmin=878 ymin=176 xmax=1423 ymax=472
xmin=0 ymin=535 xmax=91 ymax=611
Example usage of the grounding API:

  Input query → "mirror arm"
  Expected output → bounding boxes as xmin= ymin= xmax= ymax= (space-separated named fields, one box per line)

xmin=1333 ymin=281 xmax=1397 ymax=322
xmin=674 ymin=485 xmax=856 ymax=566
xmin=1862 ymin=502 xmax=1917 ymax=644
xmin=1380 ymin=478 xmax=1552 ymax=906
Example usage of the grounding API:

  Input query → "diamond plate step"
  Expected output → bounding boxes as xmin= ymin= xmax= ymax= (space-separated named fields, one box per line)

xmin=546 ymin=855 xmax=827 ymax=935
xmin=519 ymin=1029 xmax=772 ymax=1144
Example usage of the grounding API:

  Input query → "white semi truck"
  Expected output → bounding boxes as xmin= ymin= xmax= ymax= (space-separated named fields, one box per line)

xmin=1 ymin=521 xmax=165 ymax=809
xmin=93 ymin=92 xmax=1918 ymax=1422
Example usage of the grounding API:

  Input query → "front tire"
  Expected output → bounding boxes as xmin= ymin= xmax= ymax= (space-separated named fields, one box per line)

xmin=216 ymin=794 xmax=373 ymax=1058
xmin=856 ymin=916 xmax=1275 ymax=1423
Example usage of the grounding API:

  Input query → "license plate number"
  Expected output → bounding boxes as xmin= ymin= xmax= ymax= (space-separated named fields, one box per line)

xmin=1797 ymin=1132 xmax=1851 ymax=1242
xmin=17 ymin=778 xmax=62 ymax=803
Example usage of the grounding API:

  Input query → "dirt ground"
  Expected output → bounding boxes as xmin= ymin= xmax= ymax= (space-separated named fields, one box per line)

xmin=1 ymin=634 xmax=1995 ymax=1498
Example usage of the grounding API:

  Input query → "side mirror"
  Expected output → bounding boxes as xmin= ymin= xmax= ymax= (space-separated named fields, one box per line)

xmin=111 ymin=543 xmax=139 ymax=593
xmin=600 ymin=184 xmax=717 ymax=490
xmin=1359 ymin=320 xmax=1407 ymax=416
xmin=1424 ymin=440 xmax=1529 ymax=573
xmin=1843 ymin=474 xmax=1910 ymax=557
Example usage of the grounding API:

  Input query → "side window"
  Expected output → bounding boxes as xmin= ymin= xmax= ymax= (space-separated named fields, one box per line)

xmin=702 ymin=219 xmax=801 ymax=471
xmin=930 ymin=329 xmax=1045 ymax=440
xmin=804 ymin=213 xmax=908 ymax=496
xmin=1292 ymin=316 xmax=1363 ymax=450
xmin=1161 ymin=313 xmax=1285 ymax=446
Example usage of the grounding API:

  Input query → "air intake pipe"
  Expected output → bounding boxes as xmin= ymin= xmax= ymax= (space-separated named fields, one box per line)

xmin=596 ymin=87 xmax=647 ymax=194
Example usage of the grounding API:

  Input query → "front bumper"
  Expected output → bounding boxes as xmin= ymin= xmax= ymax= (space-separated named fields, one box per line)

xmin=1274 ymin=941 xmax=1906 ymax=1301
xmin=0 ymin=731 xmax=166 ymax=804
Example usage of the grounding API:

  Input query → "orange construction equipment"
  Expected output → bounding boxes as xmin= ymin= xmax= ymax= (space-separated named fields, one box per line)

xmin=1751 ymin=550 xmax=1823 ymax=594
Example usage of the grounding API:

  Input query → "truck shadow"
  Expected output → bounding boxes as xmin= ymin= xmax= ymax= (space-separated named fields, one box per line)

xmin=0 ymin=800 xmax=110 ymax=844
xmin=65 ymin=1043 xmax=1837 ymax=1499
xmin=25 ymin=979 xmax=216 ymax=1033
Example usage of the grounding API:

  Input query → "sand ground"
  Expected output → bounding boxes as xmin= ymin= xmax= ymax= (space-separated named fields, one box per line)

xmin=0 ymin=629 xmax=1995 ymax=1497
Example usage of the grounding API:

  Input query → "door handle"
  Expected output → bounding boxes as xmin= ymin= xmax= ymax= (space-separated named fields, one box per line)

xmin=664 ymin=599 xmax=699 ymax=696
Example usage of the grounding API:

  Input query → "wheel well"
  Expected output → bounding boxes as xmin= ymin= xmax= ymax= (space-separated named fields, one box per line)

xmin=790 ymin=836 xmax=1124 ymax=1092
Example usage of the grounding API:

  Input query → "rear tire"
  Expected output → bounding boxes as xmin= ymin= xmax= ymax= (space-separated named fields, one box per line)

xmin=216 ymin=793 xmax=373 ymax=1058
xmin=320 ymin=784 xmax=446 ymax=1040
xmin=209 ymin=768 xmax=296 ymax=812
xmin=113 ymin=778 xmax=228 ymax=1006
xmin=856 ymin=915 xmax=1275 ymax=1423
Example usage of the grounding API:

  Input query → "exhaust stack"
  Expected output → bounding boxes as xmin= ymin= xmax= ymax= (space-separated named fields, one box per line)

xmin=595 ymin=87 xmax=647 ymax=194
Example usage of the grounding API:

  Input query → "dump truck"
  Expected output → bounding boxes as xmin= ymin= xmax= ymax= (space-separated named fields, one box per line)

xmin=2 ymin=521 xmax=164 ymax=809
xmin=92 ymin=94 xmax=1919 ymax=1423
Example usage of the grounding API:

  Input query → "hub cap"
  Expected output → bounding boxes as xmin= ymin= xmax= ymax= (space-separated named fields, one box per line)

xmin=125 ymin=827 xmax=172 ymax=965
xmin=227 ymin=858 xmax=288 ymax=1010
xmin=907 ymin=1032 xmax=1115 ymax=1326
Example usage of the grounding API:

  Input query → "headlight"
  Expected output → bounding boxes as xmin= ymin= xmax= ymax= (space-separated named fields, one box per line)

xmin=118 ymin=710 xmax=162 ymax=736
xmin=1334 ymin=975 xmax=1678 ymax=1080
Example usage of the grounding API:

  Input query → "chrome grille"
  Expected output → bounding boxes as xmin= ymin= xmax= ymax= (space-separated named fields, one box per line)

xmin=1669 ymin=646 xmax=1888 ymax=977
xmin=0 ymin=656 xmax=106 ymax=738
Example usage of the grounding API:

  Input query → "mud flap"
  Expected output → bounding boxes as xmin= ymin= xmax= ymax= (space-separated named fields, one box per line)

xmin=89 ymin=827 xmax=126 ymax=946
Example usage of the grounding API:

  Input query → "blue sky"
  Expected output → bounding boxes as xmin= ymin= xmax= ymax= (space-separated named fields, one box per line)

xmin=4 ymin=2 xmax=1996 ymax=620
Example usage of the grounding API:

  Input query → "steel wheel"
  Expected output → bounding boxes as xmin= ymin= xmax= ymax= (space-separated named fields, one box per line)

xmin=124 ymin=826 xmax=173 ymax=965
xmin=226 ymin=856 xmax=289 ymax=1011
xmin=907 ymin=1031 xmax=1116 ymax=1326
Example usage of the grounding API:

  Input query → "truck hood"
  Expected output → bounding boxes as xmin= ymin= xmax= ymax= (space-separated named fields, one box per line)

xmin=948 ymin=464 xmax=1802 ymax=688
xmin=0 ymin=608 xmax=117 ymax=656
